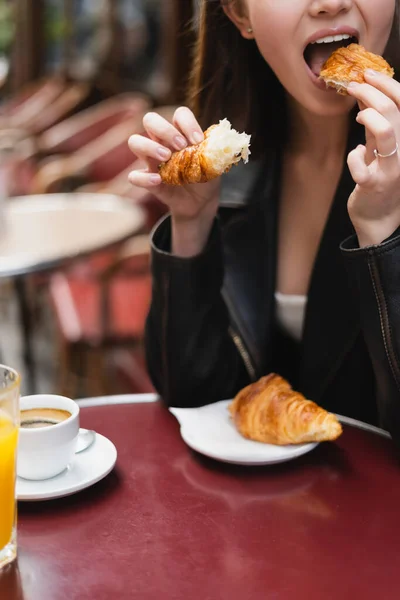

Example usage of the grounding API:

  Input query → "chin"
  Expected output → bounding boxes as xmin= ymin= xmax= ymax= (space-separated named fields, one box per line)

xmin=288 ymin=88 xmax=356 ymax=118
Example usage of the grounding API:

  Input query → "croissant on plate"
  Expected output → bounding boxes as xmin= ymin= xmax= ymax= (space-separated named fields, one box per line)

xmin=319 ymin=43 xmax=394 ymax=95
xmin=158 ymin=119 xmax=251 ymax=186
xmin=229 ymin=373 xmax=342 ymax=445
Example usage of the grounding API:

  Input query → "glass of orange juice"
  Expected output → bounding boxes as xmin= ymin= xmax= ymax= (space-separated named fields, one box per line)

xmin=0 ymin=365 xmax=20 ymax=570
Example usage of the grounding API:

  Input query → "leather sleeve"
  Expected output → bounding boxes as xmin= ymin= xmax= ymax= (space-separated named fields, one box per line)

xmin=341 ymin=229 xmax=400 ymax=444
xmin=145 ymin=215 xmax=249 ymax=407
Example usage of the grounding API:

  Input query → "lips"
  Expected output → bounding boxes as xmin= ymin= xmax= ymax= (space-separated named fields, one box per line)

xmin=304 ymin=26 xmax=360 ymax=50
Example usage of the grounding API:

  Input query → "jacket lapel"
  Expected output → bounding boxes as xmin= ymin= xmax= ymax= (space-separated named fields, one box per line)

xmin=220 ymin=152 xmax=280 ymax=375
xmin=299 ymin=125 xmax=364 ymax=402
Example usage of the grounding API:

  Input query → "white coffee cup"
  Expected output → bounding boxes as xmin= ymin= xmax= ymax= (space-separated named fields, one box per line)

xmin=17 ymin=394 xmax=80 ymax=480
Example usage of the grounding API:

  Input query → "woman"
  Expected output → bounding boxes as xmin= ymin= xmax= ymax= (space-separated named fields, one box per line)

xmin=128 ymin=0 xmax=400 ymax=444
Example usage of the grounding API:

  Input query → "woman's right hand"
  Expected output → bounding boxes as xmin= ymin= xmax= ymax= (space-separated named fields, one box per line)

xmin=128 ymin=107 xmax=220 ymax=256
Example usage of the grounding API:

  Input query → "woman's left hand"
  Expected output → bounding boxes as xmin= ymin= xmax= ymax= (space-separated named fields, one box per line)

xmin=347 ymin=69 xmax=400 ymax=246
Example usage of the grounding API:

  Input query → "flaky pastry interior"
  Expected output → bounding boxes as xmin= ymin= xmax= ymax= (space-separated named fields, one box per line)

xmin=202 ymin=118 xmax=251 ymax=172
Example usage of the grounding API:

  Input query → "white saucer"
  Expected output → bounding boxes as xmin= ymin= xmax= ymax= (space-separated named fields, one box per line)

xmin=170 ymin=400 xmax=318 ymax=466
xmin=16 ymin=432 xmax=117 ymax=501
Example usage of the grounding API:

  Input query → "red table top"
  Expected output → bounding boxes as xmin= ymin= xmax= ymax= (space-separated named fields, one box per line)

xmin=2 ymin=400 xmax=400 ymax=600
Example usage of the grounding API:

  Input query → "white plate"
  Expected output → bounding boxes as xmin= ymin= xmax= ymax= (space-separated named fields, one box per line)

xmin=170 ymin=400 xmax=318 ymax=466
xmin=16 ymin=433 xmax=117 ymax=501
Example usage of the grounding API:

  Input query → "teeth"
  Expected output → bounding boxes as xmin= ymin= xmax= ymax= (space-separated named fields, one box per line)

xmin=312 ymin=33 xmax=352 ymax=44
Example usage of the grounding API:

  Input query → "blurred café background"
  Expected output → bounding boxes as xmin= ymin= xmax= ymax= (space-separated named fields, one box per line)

xmin=0 ymin=0 xmax=196 ymax=396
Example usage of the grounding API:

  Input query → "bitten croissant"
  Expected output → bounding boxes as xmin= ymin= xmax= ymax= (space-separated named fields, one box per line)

xmin=320 ymin=43 xmax=394 ymax=95
xmin=229 ymin=374 xmax=342 ymax=445
xmin=159 ymin=119 xmax=251 ymax=186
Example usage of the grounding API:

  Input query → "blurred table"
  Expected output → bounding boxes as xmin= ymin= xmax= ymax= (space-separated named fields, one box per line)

xmin=0 ymin=194 xmax=145 ymax=391
xmin=3 ymin=395 xmax=400 ymax=600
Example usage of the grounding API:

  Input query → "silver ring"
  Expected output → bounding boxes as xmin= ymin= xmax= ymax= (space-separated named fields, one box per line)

xmin=373 ymin=142 xmax=399 ymax=159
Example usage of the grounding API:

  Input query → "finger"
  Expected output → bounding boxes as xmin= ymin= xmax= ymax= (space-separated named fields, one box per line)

xmin=128 ymin=154 xmax=160 ymax=175
xmin=356 ymin=108 xmax=398 ymax=160
xmin=364 ymin=69 xmax=400 ymax=109
xmin=128 ymin=169 xmax=162 ymax=188
xmin=356 ymin=104 xmax=376 ymax=165
xmin=128 ymin=134 xmax=172 ymax=171
xmin=348 ymin=82 xmax=398 ymax=120
xmin=347 ymin=144 xmax=372 ymax=186
xmin=172 ymin=106 xmax=204 ymax=145
xmin=142 ymin=112 xmax=188 ymax=151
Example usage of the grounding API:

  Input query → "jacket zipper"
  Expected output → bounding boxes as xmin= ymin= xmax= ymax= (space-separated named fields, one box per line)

xmin=228 ymin=325 xmax=257 ymax=381
xmin=222 ymin=284 xmax=258 ymax=382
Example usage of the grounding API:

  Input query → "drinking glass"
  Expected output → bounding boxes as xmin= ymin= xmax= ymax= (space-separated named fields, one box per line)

xmin=0 ymin=365 xmax=20 ymax=569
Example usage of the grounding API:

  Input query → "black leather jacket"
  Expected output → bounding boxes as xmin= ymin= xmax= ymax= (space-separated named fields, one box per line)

xmin=145 ymin=126 xmax=400 ymax=445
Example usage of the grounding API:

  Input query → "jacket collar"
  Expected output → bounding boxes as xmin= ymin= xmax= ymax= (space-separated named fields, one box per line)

xmin=220 ymin=149 xmax=280 ymax=373
xmin=220 ymin=157 xmax=275 ymax=209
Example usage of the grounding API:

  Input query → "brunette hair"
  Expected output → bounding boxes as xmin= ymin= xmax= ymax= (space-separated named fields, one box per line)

xmin=385 ymin=3 xmax=400 ymax=73
xmin=188 ymin=0 xmax=286 ymax=157
xmin=188 ymin=0 xmax=400 ymax=158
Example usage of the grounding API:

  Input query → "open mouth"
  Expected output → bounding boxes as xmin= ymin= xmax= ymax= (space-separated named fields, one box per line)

xmin=304 ymin=34 xmax=359 ymax=78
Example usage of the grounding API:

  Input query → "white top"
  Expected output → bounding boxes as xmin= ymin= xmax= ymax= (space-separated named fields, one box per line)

xmin=275 ymin=291 xmax=308 ymax=342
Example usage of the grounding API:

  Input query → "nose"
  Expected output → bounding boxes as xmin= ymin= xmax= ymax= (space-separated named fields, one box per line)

xmin=309 ymin=0 xmax=353 ymax=17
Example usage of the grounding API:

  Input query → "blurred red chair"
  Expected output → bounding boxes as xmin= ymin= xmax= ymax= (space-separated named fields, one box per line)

xmin=0 ymin=77 xmax=91 ymax=135
xmin=0 ymin=77 xmax=66 ymax=126
xmin=24 ymin=82 xmax=91 ymax=135
xmin=49 ymin=235 xmax=153 ymax=398
xmin=31 ymin=105 xmax=170 ymax=376
xmin=30 ymin=114 xmax=146 ymax=194
xmin=27 ymin=106 xmax=166 ymax=321
xmin=0 ymin=128 xmax=37 ymax=197
xmin=31 ymin=104 xmax=176 ymax=195
xmin=37 ymin=93 xmax=150 ymax=156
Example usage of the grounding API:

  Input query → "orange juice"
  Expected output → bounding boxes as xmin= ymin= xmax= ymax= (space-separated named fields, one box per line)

xmin=0 ymin=412 xmax=18 ymax=549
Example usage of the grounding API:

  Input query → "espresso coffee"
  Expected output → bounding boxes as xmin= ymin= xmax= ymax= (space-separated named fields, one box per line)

xmin=20 ymin=408 xmax=72 ymax=429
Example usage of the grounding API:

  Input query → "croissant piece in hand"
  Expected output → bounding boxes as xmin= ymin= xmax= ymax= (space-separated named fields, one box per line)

xmin=229 ymin=373 xmax=342 ymax=445
xmin=159 ymin=119 xmax=251 ymax=186
xmin=319 ymin=43 xmax=394 ymax=95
